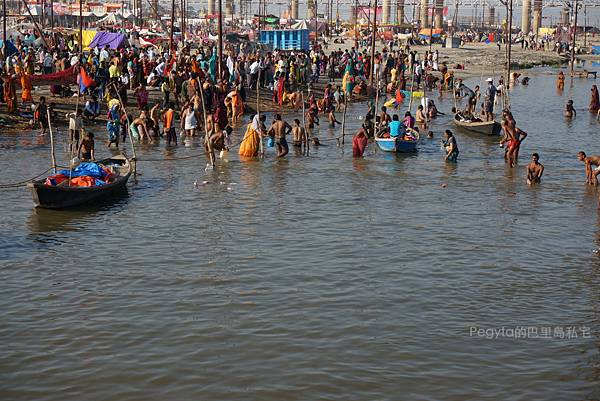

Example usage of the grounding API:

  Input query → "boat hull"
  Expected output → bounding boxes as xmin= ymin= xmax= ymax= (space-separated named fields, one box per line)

xmin=27 ymin=156 xmax=132 ymax=209
xmin=375 ymin=137 xmax=418 ymax=153
xmin=453 ymin=115 xmax=501 ymax=135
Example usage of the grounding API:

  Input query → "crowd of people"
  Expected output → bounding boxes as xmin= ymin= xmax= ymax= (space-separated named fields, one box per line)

xmin=4 ymin=26 xmax=600 ymax=192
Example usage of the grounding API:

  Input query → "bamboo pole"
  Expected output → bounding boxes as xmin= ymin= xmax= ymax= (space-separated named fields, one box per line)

xmin=169 ymin=0 xmax=175 ymax=55
xmin=341 ymin=94 xmax=348 ymax=146
xmin=408 ymin=67 xmax=416 ymax=111
xmin=369 ymin=0 xmax=378 ymax=85
xmin=109 ymin=82 xmax=138 ymax=169
xmin=256 ymin=69 xmax=264 ymax=158
xmin=198 ymin=80 xmax=215 ymax=167
xmin=301 ymin=91 xmax=308 ymax=155
xmin=217 ymin=0 xmax=223 ymax=80
xmin=47 ymin=109 xmax=57 ymax=173
xmin=570 ymin=0 xmax=578 ymax=74
xmin=79 ymin=0 xmax=82 ymax=52
xmin=2 ymin=0 xmax=6 ymax=66
xmin=374 ymin=68 xmax=380 ymax=133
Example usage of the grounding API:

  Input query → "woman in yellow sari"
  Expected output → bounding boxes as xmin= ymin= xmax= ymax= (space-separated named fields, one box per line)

xmin=239 ymin=114 xmax=264 ymax=158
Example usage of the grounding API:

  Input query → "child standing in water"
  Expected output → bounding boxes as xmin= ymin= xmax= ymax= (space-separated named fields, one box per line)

xmin=78 ymin=132 xmax=95 ymax=161
xmin=328 ymin=106 xmax=341 ymax=128
xmin=565 ymin=100 xmax=576 ymax=118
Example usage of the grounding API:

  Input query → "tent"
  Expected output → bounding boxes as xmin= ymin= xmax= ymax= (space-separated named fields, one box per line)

xmin=291 ymin=19 xmax=326 ymax=32
xmin=538 ymin=27 xmax=556 ymax=36
xmin=418 ymin=28 xmax=444 ymax=38
xmin=88 ymin=32 xmax=129 ymax=49
xmin=77 ymin=30 xmax=98 ymax=50
xmin=0 ymin=40 xmax=18 ymax=58
xmin=97 ymin=13 xmax=122 ymax=25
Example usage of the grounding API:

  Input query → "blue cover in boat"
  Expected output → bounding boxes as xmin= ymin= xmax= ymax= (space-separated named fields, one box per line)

xmin=57 ymin=163 xmax=107 ymax=179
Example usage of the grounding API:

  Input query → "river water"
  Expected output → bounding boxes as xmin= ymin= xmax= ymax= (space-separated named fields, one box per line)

xmin=2 ymin=70 xmax=600 ymax=400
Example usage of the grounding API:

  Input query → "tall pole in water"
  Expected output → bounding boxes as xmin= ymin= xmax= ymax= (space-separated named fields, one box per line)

xmin=369 ymin=0 xmax=377 ymax=85
xmin=218 ymin=0 xmax=223 ymax=80
xmin=570 ymin=0 xmax=578 ymax=73
xmin=507 ymin=0 xmax=512 ymax=90
xmin=50 ymin=0 xmax=54 ymax=29
xmin=354 ymin=0 xmax=358 ymax=49
xmin=79 ymin=0 xmax=83 ymax=52
xmin=583 ymin=4 xmax=587 ymax=47
xmin=169 ymin=0 xmax=175 ymax=55
xmin=2 ymin=0 xmax=6 ymax=66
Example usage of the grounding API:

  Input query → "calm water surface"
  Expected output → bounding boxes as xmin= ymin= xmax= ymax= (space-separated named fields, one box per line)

xmin=2 ymin=71 xmax=600 ymax=400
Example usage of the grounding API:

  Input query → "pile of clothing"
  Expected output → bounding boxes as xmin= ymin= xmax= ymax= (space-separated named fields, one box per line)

xmin=45 ymin=163 xmax=115 ymax=187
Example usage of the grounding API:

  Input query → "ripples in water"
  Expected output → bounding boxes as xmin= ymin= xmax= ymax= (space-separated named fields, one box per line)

xmin=2 ymin=71 xmax=600 ymax=400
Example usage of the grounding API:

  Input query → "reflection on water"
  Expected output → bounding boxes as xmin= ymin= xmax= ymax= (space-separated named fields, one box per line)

xmin=2 ymin=71 xmax=600 ymax=400
xmin=27 ymin=191 xmax=130 ymax=234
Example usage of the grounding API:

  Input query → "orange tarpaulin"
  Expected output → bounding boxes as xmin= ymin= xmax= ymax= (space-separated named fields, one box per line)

xmin=418 ymin=28 xmax=444 ymax=37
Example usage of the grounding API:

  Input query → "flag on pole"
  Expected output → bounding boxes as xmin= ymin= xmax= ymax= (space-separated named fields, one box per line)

xmin=77 ymin=67 xmax=95 ymax=93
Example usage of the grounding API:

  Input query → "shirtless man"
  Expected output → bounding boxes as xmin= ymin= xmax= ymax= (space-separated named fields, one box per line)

xmin=379 ymin=106 xmax=391 ymax=128
xmin=291 ymin=119 xmax=306 ymax=148
xmin=500 ymin=110 xmax=521 ymax=167
xmin=306 ymin=108 xmax=319 ymax=136
xmin=268 ymin=114 xmax=292 ymax=158
xmin=526 ymin=153 xmax=544 ymax=185
xmin=416 ymin=105 xmax=427 ymax=128
xmin=78 ymin=132 xmax=95 ymax=161
xmin=206 ymin=125 xmax=232 ymax=162
xmin=578 ymin=151 xmax=600 ymax=185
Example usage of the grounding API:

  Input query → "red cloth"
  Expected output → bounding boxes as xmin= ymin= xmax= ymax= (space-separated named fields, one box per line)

xmin=29 ymin=66 xmax=77 ymax=86
xmin=352 ymin=133 xmax=368 ymax=157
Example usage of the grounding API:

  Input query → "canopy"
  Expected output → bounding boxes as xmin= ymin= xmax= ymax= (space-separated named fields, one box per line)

xmin=97 ymin=13 xmax=122 ymax=25
xmin=88 ymin=32 xmax=129 ymax=49
xmin=418 ymin=28 xmax=444 ymax=38
xmin=291 ymin=19 xmax=326 ymax=32
xmin=77 ymin=30 xmax=97 ymax=50
xmin=538 ymin=27 xmax=555 ymax=36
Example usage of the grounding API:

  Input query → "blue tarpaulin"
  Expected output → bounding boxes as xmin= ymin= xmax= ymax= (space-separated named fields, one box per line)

xmin=592 ymin=46 xmax=600 ymax=55
xmin=0 ymin=40 xmax=18 ymax=57
xmin=57 ymin=163 xmax=108 ymax=179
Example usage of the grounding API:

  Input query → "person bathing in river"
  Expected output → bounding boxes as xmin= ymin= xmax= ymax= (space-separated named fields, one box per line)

xmin=526 ymin=153 xmax=544 ymax=185
xmin=78 ymin=132 xmax=95 ymax=162
xmin=206 ymin=125 xmax=232 ymax=162
xmin=442 ymin=130 xmax=459 ymax=162
xmin=557 ymin=71 xmax=565 ymax=90
xmin=267 ymin=114 xmax=292 ymax=158
xmin=403 ymin=111 xmax=416 ymax=130
xmin=565 ymin=100 xmax=576 ymax=118
xmin=416 ymin=105 xmax=427 ymax=128
xmin=379 ymin=106 xmax=391 ymax=128
xmin=427 ymin=100 xmax=439 ymax=119
xmin=578 ymin=151 xmax=600 ymax=186
xmin=352 ymin=125 xmax=369 ymax=157
xmin=328 ymin=106 xmax=342 ymax=128
xmin=291 ymin=119 xmax=306 ymax=148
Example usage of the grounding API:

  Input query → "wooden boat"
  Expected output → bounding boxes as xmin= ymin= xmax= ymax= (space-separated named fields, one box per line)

xmin=375 ymin=132 xmax=419 ymax=153
xmin=28 ymin=155 xmax=132 ymax=209
xmin=453 ymin=114 xmax=501 ymax=136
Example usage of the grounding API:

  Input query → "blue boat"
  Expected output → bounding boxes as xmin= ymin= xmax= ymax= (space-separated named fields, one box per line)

xmin=375 ymin=134 xmax=419 ymax=153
